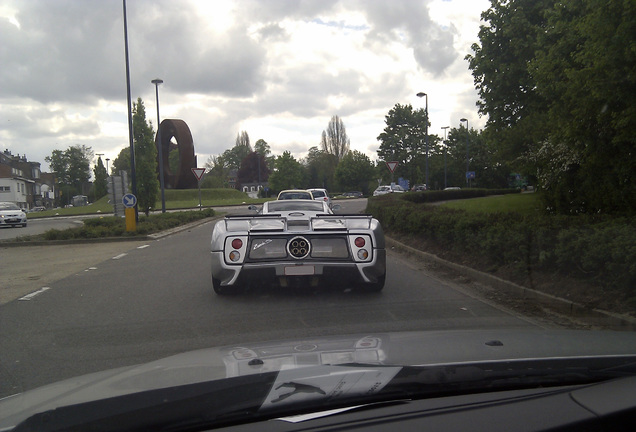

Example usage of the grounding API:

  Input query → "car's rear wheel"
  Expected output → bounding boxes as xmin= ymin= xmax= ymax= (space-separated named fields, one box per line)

xmin=360 ymin=274 xmax=385 ymax=293
xmin=213 ymin=277 xmax=241 ymax=295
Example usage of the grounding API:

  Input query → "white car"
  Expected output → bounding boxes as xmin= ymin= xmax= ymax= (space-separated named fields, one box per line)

xmin=307 ymin=188 xmax=332 ymax=208
xmin=373 ymin=185 xmax=405 ymax=196
xmin=0 ymin=202 xmax=27 ymax=228
xmin=210 ymin=199 xmax=386 ymax=294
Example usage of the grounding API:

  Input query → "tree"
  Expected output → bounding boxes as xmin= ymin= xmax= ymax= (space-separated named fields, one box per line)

xmin=334 ymin=150 xmax=375 ymax=194
xmin=304 ymin=146 xmax=338 ymax=189
xmin=111 ymin=147 xmax=130 ymax=178
xmin=202 ymin=155 xmax=230 ymax=188
xmin=45 ymin=145 xmax=93 ymax=206
xmin=468 ymin=0 xmax=636 ymax=213
xmin=254 ymin=138 xmax=276 ymax=167
xmin=132 ymin=98 xmax=159 ymax=216
xmin=268 ymin=151 xmax=307 ymax=192
xmin=376 ymin=104 xmax=428 ymax=182
xmin=466 ymin=0 xmax=553 ymax=170
xmin=237 ymin=151 xmax=270 ymax=189
xmin=221 ymin=131 xmax=253 ymax=170
xmin=530 ymin=0 xmax=636 ymax=213
xmin=92 ymin=156 xmax=108 ymax=201
xmin=321 ymin=115 xmax=350 ymax=160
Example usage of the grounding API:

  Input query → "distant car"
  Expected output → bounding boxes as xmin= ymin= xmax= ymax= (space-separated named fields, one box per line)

xmin=342 ymin=191 xmax=364 ymax=198
xmin=31 ymin=206 xmax=46 ymax=212
xmin=0 ymin=202 xmax=27 ymax=228
xmin=277 ymin=189 xmax=314 ymax=200
xmin=307 ymin=188 xmax=331 ymax=207
xmin=444 ymin=187 xmax=461 ymax=191
xmin=373 ymin=185 xmax=405 ymax=196
xmin=411 ymin=184 xmax=427 ymax=192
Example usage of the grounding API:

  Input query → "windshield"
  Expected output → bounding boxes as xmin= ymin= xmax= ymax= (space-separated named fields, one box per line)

xmin=266 ymin=200 xmax=325 ymax=213
xmin=278 ymin=191 xmax=313 ymax=200
xmin=0 ymin=202 xmax=20 ymax=211
xmin=1 ymin=0 xmax=634 ymax=430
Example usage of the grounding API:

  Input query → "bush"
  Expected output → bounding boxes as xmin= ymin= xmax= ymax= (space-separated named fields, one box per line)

xmin=42 ymin=209 xmax=215 ymax=240
xmin=402 ymin=188 xmax=519 ymax=204
xmin=367 ymin=194 xmax=636 ymax=296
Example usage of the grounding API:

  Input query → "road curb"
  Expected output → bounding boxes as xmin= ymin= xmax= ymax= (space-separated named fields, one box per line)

xmin=386 ymin=237 xmax=636 ymax=330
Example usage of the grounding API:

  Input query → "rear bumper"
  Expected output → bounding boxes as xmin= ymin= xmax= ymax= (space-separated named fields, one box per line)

xmin=211 ymin=249 xmax=386 ymax=288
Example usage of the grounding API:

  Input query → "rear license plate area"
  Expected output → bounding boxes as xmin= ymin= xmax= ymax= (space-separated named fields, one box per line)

xmin=285 ymin=265 xmax=315 ymax=276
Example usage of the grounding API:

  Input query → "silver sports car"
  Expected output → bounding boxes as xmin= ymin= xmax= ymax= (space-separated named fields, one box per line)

xmin=210 ymin=200 xmax=386 ymax=294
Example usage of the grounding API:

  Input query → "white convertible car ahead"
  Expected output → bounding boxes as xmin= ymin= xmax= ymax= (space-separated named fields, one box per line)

xmin=210 ymin=200 xmax=386 ymax=294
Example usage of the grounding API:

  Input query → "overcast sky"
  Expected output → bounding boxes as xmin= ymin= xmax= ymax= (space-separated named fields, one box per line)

xmin=1 ymin=0 xmax=490 ymax=173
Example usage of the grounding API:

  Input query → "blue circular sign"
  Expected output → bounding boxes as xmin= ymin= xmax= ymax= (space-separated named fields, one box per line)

xmin=122 ymin=193 xmax=137 ymax=208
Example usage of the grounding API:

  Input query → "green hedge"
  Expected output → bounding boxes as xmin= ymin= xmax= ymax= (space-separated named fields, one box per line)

xmin=43 ymin=209 xmax=215 ymax=240
xmin=401 ymin=188 xmax=520 ymax=204
xmin=367 ymin=195 xmax=636 ymax=302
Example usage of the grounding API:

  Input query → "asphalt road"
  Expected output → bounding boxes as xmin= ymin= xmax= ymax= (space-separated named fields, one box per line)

xmin=0 ymin=199 xmax=542 ymax=398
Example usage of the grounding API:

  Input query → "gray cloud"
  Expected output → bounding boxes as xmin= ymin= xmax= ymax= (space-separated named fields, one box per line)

xmin=1 ymin=0 xmax=487 ymax=172
xmin=359 ymin=0 xmax=458 ymax=76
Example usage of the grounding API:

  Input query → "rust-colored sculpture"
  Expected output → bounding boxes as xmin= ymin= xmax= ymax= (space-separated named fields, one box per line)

xmin=155 ymin=119 xmax=198 ymax=189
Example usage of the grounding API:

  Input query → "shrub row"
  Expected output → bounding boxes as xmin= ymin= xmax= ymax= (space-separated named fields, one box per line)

xmin=367 ymin=195 xmax=636 ymax=299
xmin=401 ymin=188 xmax=520 ymax=204
xmin=44 ymin=209 xmax=215 ymax=240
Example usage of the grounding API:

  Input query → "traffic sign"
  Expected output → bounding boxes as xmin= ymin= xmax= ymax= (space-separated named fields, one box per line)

xmin=466 ymin=171 xmax=476 ymax=179
xmin=122 ymin=193 xmax=137 ymax=208
xmin=191 ymin=167 xmax=205 ymax=181
xmin=386 ymin=161 xmax=398 ymax=173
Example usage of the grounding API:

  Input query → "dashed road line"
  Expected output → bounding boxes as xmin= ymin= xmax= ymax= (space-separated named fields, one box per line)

xmin=137 ymin=245 xmax=150 ymax=249
xmin=19 ymin=287 xmax=51 ymax=301
xmin=112 ymin=253 xmax=128 ymax=260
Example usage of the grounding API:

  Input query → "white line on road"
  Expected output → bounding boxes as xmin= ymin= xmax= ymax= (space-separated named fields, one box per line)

xmin=19 ymin=287 xmax=51 ymax=301
xmin=112 ymin=253 xmax=128 ymax=260
xmin=137 ymin=245 xmax=150 ymax=249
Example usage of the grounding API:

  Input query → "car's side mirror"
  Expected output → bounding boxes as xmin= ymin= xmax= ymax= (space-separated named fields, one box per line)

xmin=247 ymin=205 xmax=259 ymax=211
xmin=331 ymin=204 xmax=341 ymax=212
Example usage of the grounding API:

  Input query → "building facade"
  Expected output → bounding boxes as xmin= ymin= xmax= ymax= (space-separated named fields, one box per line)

xmin=0 ymin=150 xmax=51 ymax=209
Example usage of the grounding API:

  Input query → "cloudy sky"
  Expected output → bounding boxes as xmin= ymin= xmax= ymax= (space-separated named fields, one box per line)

xmin=1 ymin=0 xmax=489 ymax=173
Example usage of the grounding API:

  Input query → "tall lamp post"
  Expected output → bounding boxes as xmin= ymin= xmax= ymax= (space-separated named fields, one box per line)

xmin=460 ymin=118 xmax=469 ymax=187
xmin=151 ymin=78 xmax=166 ymax=213
xmin=416 ymin=92 xmax=429 ymax=187
xmin=441 ymin=126 xmax=449 ymax=189
xmin=105 ymin=158 xmax=110 ymax=175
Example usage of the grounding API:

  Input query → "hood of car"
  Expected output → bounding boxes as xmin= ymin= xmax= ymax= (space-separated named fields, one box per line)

xmin=2 ymin=329 xmax=636 ymax=429
xmin=0 ymin=209 xmax=24 ymax=216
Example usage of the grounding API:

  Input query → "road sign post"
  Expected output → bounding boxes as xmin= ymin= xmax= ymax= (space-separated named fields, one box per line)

xmin=122 ymin=193 xmax=137 ymax=232
xmin=191 ymin=168 xmax=206 ymax=210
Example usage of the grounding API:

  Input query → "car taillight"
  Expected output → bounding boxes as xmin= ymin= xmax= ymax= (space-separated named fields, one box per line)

xmin=355 ymin=237 xmax=365 ymax=248
xmin=232 ymin=238 xmax=243 ymax=249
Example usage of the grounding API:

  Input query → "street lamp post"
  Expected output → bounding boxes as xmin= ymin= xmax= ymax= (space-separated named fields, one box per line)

xmin=416 ymin=92 xmax=429 ymax=188
xmin=151 ymin=78 xmax=166 ymax=213
xmin=441 ymin=126 xmax=449 ymax=189
xmin=460 ymin=118 xmax=469 ymax=187
xmin=105 ymin=158 xmax=110 ymax=175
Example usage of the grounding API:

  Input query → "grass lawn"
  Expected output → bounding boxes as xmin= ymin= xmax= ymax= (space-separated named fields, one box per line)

xmin=27 ymin=189 xmax=270 ymax=219
xmin=441 ymin=192 xmax=543 ymax=214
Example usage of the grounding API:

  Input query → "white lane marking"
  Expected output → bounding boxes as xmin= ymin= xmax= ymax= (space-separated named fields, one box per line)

xmin=19 ymin=287 xmax=51 ymax=301
xmin=112 ymin=253 xmax=128 ymax=260
xmin=137 ymin=245 xmax=150 ymax=249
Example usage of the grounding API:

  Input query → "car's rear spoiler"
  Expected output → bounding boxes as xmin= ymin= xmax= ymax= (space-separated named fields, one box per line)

xmin=223 ymin=214 xmax=373 ymax=232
